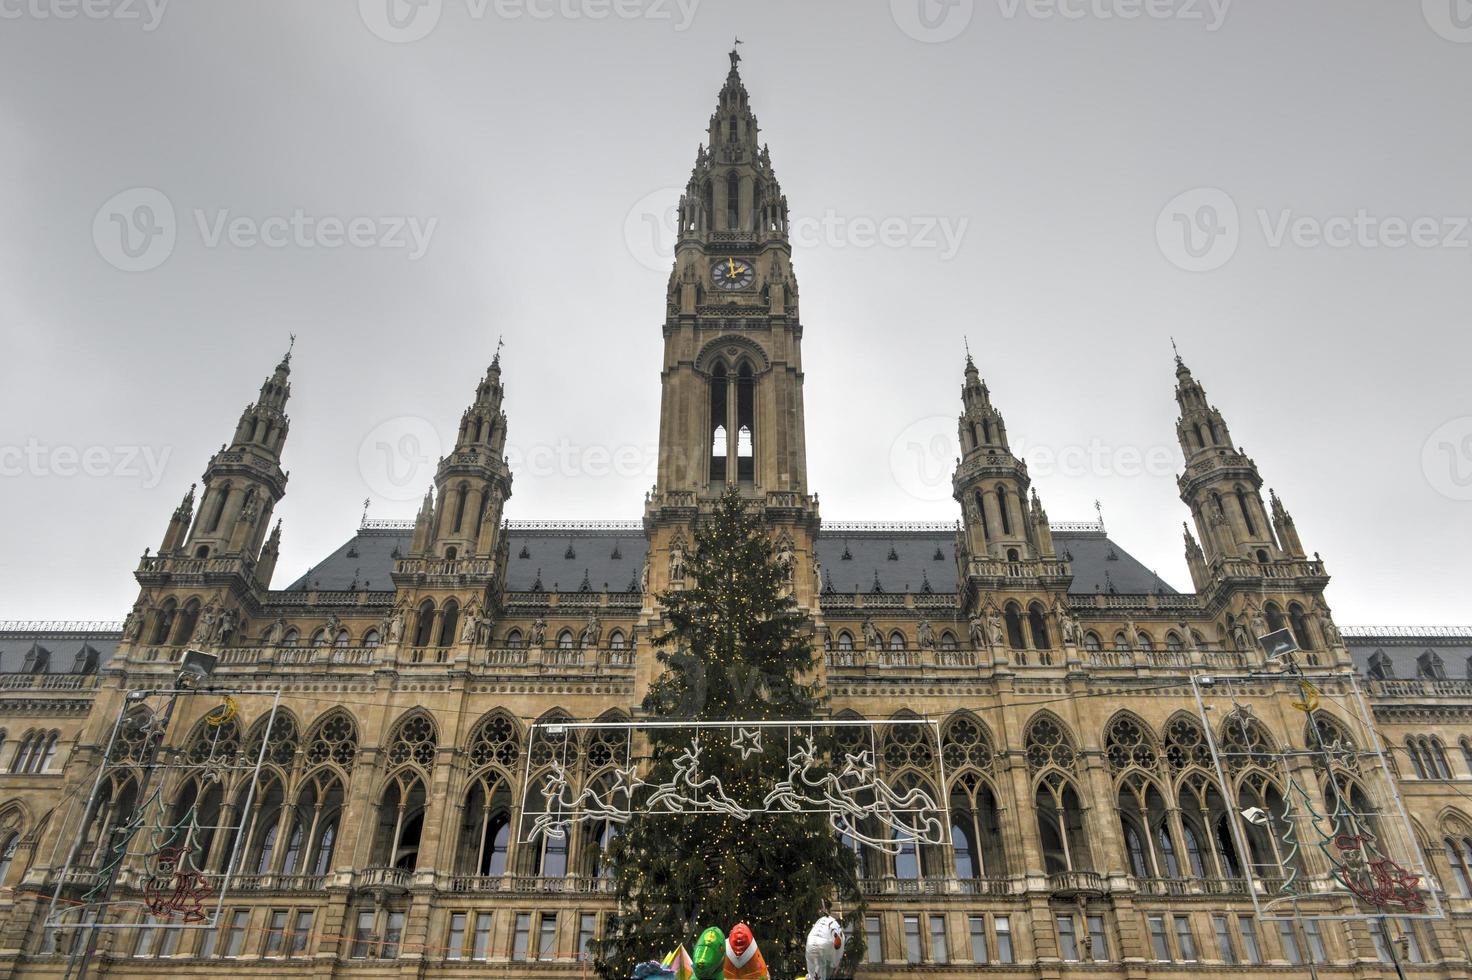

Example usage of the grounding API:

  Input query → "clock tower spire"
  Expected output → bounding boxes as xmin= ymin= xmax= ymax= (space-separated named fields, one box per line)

xmin=646 ymin=51 xmax=818 ymax=613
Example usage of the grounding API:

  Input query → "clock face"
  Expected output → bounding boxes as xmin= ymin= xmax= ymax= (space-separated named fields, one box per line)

xmin=711 ymin=257 xmax=755 ymax=290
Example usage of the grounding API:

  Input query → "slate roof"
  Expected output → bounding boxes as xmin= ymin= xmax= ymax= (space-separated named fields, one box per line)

xmin=0 ymin=624 xmax=120 ymax=674
xmin=285 ymin=520 xmax=1176 ymax=596
xmin=1343 ymin=628 xmax=1472 ymax=680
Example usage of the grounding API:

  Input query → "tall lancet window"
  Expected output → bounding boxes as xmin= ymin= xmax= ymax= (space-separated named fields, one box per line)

xmin=726 ymin=171 xmax=739 ymax=231
xmin=709 ymin=364 xmax=728 ymax=483
xmin=736 ymin=363 xmax=755 ymax=482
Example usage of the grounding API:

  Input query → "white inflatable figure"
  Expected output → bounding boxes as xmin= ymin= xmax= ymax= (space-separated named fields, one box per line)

xmin=805 ymin=906 xmax=843 ymax=980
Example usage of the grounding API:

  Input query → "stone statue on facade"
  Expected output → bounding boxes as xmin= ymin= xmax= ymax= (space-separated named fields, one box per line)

xmin=386 ymin=604 xmax=406 ymax=644
xmin=530 ymin=616 xmax=547 ymax=647
xmin=862 ymin=616 xmax=882 ymax=650
xmin=917 ymin=618 xmax=936 ymax=650
xmin=669 ymin=541 xmax=687 ymax=584
xmin=968 ymin=613 xmax=987 ymax=650
xmin=123 ymin=601 xmax=146 ymax=641
xmin=985 ymin=608 xmax=1005 ymax=647
xmin=581 ymin=612 xmax=602 ymax=649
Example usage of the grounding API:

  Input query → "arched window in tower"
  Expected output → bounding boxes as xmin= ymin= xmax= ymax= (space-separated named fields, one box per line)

xmin=438 ymin=600 xmax=460 ymax=647
xmin=726 ymin=171 xmax=739 ymax=230
xmin=727 ymin=117 xmax=738 ymax=144
xmin=1028 ymin=603 xmax=1050 ymax=650
xmin=1236 ymin=487 xmax=1257 ymax=536
xmin=149 ymin=599 xmax=177 ymax=646
xmin=412 ymin=600 xmax=436 ymax=647
xmin=452 ymin=485 xmax=468 ymax=534
xmin=173 ymin=599 xmax=201 ymax=646
xmin=1194 ymin=423 xmax=1207 ymax=449
xmin=736 ymin=362 xmax=754 ymax=482
xmin=973 ymin=491 xmax=990 ymax=539
xmin=996 ymin=487 xmax=1012 ymax=535
xmin=1003 ymin=603 xmax=1026 ymax=649
xmin=1208 ymin=419 xmax=1220 ymax=444
xmin=709 ymin=363 xmax=728 ymax=483
xmin=1287 ymin=603 xmax=1314 ymax=651
xmin=204 ymin=484 xmax=230 ymax=534
xmin=1264 ymin=602 xmax=1286 ymax=635
xmin=983 ymin=419 xmax=994 ymax=444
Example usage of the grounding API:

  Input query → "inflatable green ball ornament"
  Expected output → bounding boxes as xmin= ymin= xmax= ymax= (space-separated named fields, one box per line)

xmin=693 ymin=926 xmax=726 ymax=980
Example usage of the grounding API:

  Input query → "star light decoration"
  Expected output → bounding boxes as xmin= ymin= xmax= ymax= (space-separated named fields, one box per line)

xmin=730 ymin=727 xmax=763 ymax=759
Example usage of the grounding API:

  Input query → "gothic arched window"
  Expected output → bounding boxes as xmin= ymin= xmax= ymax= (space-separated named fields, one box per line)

xmin=557 ymin=630 xmax=575 ymax=650
xmin=996 ymin=486 xmax=1012 ymax=535
xmin=1004 ymin=603 xmax=1026 ymax=650
xmin=412 ymin=600 xmax=435 ymax=647
xmin=438 ymin=600 xmax=460 ymax=647
xmin=1028 ymin=603 xmax=1050 ymax=650
xmin=458 ymin=713 xmax=520 ymax=877
xmin=1288 ymin=603 xmax=1315 ymax=651
xmin=836 ymin=631 xmax=853 ymax=651
xmin=1234 ymin=486 xmax=1257 ymax=536
xmin=709 ymin=363 xmax=728 ymax=483
xmin=726 ymin=171 xmax=739 ymax=229
xmin=887 ymin=631 xmax=906 ymax=651
xmin=173 ymin=599 xmax=201 ymax=646
xmin=736 ymin=362 xmax=754 ymax=482
xmin=608 ymin=630 xmax=626 ymax=650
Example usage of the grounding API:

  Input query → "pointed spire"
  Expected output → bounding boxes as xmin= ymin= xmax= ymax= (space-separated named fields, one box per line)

xmin=174 ymin=483 xmax=196 ymax=521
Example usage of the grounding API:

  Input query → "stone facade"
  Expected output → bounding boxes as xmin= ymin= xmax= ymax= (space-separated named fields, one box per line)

xmin=1 ymin=51 xmax=1470 ymax=980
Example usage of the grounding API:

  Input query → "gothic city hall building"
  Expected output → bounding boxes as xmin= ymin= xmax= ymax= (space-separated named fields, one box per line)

xmin=2 ymin=56 xmax=1471 ymax=980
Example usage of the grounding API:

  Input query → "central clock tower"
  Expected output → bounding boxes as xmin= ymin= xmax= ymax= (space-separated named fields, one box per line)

xmin=644 ymin=49 xmax=821 ymax=631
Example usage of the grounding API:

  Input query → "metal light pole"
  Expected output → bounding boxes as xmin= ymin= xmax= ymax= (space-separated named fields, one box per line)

xmin=63 ymin=651 xmax=219 ymax=980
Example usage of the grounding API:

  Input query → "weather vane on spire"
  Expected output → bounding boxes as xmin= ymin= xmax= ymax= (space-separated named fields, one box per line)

xmin=495 ymin=334 xmax=505 ymax=362
xmin=964 ymin=335 xmax=972 ymax=360
xmin=730 ymin=38 xmax=743 ymax=68
xmin=1171 ymin=336 xmax=1182 ymax=365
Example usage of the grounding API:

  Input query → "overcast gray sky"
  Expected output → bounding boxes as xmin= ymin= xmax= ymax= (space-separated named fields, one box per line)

xmin=2 ymin=0 xmax=1468 ymax=625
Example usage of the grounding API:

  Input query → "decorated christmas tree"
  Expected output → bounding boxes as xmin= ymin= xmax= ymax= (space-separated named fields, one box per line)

xmin=596 ymin=490 xmax=865 ymax=979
